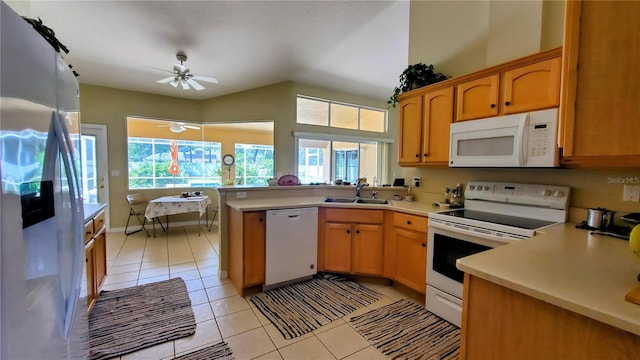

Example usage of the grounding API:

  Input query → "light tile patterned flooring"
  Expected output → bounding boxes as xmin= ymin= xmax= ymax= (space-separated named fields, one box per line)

xmin=103 ymin=224 xmax=422 ymax=359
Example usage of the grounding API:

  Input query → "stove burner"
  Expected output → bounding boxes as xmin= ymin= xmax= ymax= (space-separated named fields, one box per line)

xmin=439 ymin=209 xmax=556 ymax=230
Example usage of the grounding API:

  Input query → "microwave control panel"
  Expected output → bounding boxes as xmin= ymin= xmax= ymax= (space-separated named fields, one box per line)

xmin=525 ymin=108 xmax=559 ymax=166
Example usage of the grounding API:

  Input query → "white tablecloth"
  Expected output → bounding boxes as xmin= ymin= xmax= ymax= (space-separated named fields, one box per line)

xmin=145 ymin=195 xmax=211 ymax=221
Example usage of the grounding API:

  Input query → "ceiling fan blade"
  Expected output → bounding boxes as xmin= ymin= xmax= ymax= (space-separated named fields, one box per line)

xmin=186 ymin=78 xmax=204 ymax=91
xmin=157 ymin=77 xmax=175 ymax=84
xmin=170 ymin=79 xmax=179 ymax=88
xmin=192 ymin=75 xmax=218 ymax=84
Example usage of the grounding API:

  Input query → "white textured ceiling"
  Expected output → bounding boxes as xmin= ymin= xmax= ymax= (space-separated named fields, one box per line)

xmin=21 ymin=1 xmax=410 ymax=101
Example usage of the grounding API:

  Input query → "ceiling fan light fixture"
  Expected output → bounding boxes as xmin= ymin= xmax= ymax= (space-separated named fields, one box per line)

xmin=169 ymin=125 xmax=184 ymax=133
xmin=180 ymin=79 xmax=189 ymax=90
xmin=170 ymin=79 xmax=178 ymax=87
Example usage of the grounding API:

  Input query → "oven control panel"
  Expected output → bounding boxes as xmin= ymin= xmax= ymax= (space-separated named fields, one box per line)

xmin=465 ymin=181 xmax=570 ymax=209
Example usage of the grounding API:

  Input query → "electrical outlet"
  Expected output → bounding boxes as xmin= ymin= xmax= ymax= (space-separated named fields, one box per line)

xmin=236 ymin=192 xmax=247 ymax=199
xmin=623 ymin=185 xmax=640 ymax=202
xmin=412 ymin=176 xmax=421 ymax=187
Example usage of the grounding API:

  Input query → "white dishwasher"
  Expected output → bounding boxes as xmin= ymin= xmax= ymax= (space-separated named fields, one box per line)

xmin=265 ymin=207 xmax=318 ymax=289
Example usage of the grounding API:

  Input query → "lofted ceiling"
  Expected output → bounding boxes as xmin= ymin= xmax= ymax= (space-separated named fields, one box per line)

xmin=18 ymin=1 xmax=410 ymax=102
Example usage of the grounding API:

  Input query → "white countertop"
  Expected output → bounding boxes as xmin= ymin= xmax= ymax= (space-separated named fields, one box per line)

xmin=457 ymin=223 xmax=640 ymax=336
xmin=225 ymin=196 xmax=436 ymax=217
xmin=83 ymin=203 xmax=107 ymax=223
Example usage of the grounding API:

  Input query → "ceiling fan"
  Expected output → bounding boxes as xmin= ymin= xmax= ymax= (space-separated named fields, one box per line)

xmin=158 ymin=121 xmax=201 ymax=133
xmin=156 ymin=52 xmax=218 ymax=91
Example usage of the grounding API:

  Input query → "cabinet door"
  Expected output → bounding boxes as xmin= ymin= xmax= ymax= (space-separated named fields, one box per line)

xmin=422 ymin=87 xmax=454 ymax=164
xmin=323 ymin=222 xmax=352 ymax=273
xmin=502 ymin=57 xmax=561 ymax=114
xmin=352 ymin=224 xmax=384 ymax=275
xmin=560 ymin=0 xmax=640 ymax=167
xmin=393 ymin=228 xmax=426 ymax=294
xmin=94 ymin=229 xmax=107 ymax=290
xmin=85 ymin=239 xmax=96 ymax=311
xmin=398 ymin=95 xmax=424 ymax=164
xmin=456 ymin=75 xmax=500 ymax=121
xmin=244 ymin=211 xmax=265 ymax=286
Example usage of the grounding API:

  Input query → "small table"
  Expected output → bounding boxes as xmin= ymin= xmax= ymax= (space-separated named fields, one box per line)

xmin=145 ymin=195 xmax=211 ymax=237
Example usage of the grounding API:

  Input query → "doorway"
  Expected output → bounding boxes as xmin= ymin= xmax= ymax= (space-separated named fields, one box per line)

xmin=81 ymin=124 xmax=110 ymax=229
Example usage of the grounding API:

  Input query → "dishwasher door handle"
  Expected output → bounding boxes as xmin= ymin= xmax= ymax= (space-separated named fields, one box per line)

xmin=288 ymin=215 xmax=300 ymax=219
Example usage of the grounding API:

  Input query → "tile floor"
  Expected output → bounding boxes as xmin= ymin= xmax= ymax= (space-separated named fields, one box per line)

xmin=101 ymin=224 xmax=422 ymax=360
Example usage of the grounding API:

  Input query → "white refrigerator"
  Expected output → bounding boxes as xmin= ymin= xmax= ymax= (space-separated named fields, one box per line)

xmin=1 ymin=2 xmax=88 ymax=358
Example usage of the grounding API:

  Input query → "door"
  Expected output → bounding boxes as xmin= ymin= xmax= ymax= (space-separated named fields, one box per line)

xmin=456 ymin=74 xmax=500 ymax=121
xmin=323 ymin=222 xmax=352 ymax=272
xmin=352 ymin=224 xmax=383 ymax=275
xmin=81 ymin=124 xmax=110 ymax=228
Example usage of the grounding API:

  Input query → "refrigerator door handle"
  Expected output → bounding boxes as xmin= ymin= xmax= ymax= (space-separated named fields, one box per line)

xmin=51 ymin=112 xmax=84 ymax=338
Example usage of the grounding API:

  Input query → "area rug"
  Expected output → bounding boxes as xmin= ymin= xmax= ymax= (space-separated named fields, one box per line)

xmin=250 ymin=273 xmax=381 ymax=339
xmin=88 ymin=277 xmax=196 ymax=360
xmin=174 ymin=341 xmax=234 ymax=360
xmin=350 ymin=299 xmax=460 ymax=360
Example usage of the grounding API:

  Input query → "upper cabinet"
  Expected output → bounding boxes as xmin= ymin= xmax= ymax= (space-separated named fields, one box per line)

xmin=456 ymin=75 xmax=500 ymax=121
xmin=559 ymin=0 xmax=640 ymax=167
xmin=398 ymin=86 xmax=454 ymax=166
xmin=456 ymin=57 xmax=561 ymax=121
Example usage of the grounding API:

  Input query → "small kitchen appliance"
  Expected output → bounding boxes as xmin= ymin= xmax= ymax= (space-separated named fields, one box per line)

xmin=426 ymin=181 xmax=570 ymax=327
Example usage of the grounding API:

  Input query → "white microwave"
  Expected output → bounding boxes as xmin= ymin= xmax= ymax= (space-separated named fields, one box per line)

xmin=449 ymin=108 xmax=559 ymax=167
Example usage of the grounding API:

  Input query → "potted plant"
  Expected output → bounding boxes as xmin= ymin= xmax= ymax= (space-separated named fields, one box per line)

xmin=388 ymin=63 xmax=449 ymax=108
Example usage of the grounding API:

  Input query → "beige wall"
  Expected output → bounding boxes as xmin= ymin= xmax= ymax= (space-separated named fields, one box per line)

xmin=81 ymin=82 xmax=390 ymax=229
xmin=403 ymin=0 xmax=640 ymax=219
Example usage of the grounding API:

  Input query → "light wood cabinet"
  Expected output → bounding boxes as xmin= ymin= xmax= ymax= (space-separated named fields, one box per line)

xmin=388 ymin=212 xmax=427 ymax=294
xmin=559 ymin=0 xmax=640 ymax=167
xmin=319 ymin=208 xmax=384 ymax=276
xmin=461 ymin=274 xmax=640 ymax=359
xmin=85 ymin=209 xmax=107 ymax=312
xmin=398 ymin=87 xmax=454 ymax=166
xmin=456 ymin=75 xmax=500 ymax=121
xmin=228 ymin=208 xmax=265 ymax=295
xmin=456 ymin=57 xmax=560 ymax=121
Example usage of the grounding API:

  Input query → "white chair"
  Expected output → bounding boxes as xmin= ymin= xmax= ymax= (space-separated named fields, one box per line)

xmin=125 ymin=193 xmax=150 ymax=236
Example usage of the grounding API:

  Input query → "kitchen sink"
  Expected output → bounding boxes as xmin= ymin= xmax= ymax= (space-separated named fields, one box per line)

xmin=356 ymin=199 xmax=389 ymax=204
xmin=323 ymin=197 xmax=356 ymax=203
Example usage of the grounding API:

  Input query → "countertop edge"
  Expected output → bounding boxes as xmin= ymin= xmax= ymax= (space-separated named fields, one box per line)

xmin=83 ymin=203 xmax=107 ymax=223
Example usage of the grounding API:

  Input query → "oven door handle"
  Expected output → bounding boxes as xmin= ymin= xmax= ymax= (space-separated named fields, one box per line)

xmin=429 ymin=220 xmax=526 ymax=242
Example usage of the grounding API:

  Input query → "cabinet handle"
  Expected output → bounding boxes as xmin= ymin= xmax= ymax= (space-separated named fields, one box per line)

xmin=86 ymin=231 xmax=92 ymax=235
xmin=415 ymin=154 xmax=420 ymax=158
xmin=356 ymin=230 xmax=360 ymax=234
xmin=259 ymin=218 xmax=263 ymax=222
xmin=505 ymin=101 xmax=511 ymax=106
xmin=423 ymin=153 xmax=428 ymax=157
xmin=407 ymin=221 xmax=411 ymax=225
xmin=347 ymin=230 xmax=350 ymax=234
xmin=490 ymin=103 xmax=496 ymax=108
xmin=86 ymin=257 xmax=88 ymax=263
xmin=421 ymin=243 xmax=426 ymax=247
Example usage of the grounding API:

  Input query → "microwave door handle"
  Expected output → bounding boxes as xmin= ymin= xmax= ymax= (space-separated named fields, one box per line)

xmin=518 ymin=115 xmax=528 ymax=166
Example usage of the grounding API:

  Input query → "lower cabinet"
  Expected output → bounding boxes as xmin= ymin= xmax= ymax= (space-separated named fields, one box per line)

xmin=85 ymin=209 xmax=107 ymax=312
xmin=228 ymin=208 xmax=265 ymax=295
xmin=319 ymin=208 xmax=384 ymax=276
xmin=388 ymin=211 xmax=427 ymax=294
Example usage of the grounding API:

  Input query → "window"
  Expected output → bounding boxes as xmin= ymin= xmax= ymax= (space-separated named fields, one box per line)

xmin=128 ymin=137 xmax=221 ymax=189
xmin=235 ymin=144 xmax=274 ymax=185
xmin=297 ymin=95 xmax=386 ymax=132
xmin=295 ymin=96 xmax=389 ymax=184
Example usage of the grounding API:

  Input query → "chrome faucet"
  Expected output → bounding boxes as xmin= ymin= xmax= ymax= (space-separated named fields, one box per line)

xmin=355 ymin=179 xmax=368 ymax=198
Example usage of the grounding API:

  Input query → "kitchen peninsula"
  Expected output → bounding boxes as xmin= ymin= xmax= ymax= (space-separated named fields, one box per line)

xmin=457 ymin=224 xmax=640 ymax=359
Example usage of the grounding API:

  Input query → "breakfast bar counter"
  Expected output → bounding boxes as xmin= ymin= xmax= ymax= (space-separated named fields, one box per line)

xmin=457 ymin=223 xmax=640 ymax=336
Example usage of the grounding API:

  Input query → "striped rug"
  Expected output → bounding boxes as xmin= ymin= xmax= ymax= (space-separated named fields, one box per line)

xmin=174 ymin=341 xmax=234 ymax=360
xmin=88 ymin=278 xmax=196 ymax=360
xmin=250 ymin=273 xmax=381 ymax=339
xmin=350 ymin=299 xmax=460 ymax=360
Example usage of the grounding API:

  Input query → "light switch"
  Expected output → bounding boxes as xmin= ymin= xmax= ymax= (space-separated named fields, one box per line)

xmin=623 ymin=185 xmax=640 ymax=202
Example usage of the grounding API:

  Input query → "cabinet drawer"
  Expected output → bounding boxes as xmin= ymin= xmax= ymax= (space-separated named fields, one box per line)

xmin=84 ymin=221 xmax=94 ymax=243
xmin=325 ymin=208 xmax=384 ymax=224
xmin=93 ymin=210 xmax=106 ymax=232
xmin=393 ymin=212 xmax=427 ymax=233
